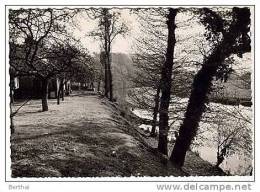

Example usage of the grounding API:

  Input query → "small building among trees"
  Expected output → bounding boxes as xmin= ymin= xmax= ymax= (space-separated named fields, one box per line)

xmin=12 ymin=76 xmax=71 ymax=100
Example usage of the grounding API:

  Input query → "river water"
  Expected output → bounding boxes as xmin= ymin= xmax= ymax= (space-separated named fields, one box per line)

xmin=132 ymin=98 xmax=253 ymax=175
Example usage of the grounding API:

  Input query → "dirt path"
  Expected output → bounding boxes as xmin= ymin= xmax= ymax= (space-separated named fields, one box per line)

xmin=11 ymin=92 xmax=185 ymax=177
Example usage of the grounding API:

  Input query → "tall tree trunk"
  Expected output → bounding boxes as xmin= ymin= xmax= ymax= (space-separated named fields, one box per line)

xmin=102 ymin=8 xmax=113 ymax=101
xmin=61 ymin=81 xmax=64 ymax=101
xmin=57 ymin=88 xmax=61 ymax=105
xmin=97 ymin=77 xmax=101 ymax=92
xmin=157 ymin=9 xmax=177 ymax=155
xmin=65 ymin=81 xmax=70 ymax=96
xmin=41 ymin=78 xmax=49 ymax=112
xmin=103 ymin=9 xmax=110 ymax=99
xmin=216 ymin=147 xmax=225 ymax=167
xmin=170 ymin=8 xmax=251 ymax=167
xmin=170 ymin=60 xmax=220 ymax=166
xmin=108 ymin=54 xmax=113 ymax=101
xmin=150 ymin=84 xmax=161 ymax=137
xmin=104 ymin=60 xmax=109 ymax=98
xmin=57 ymin=79 xmax=64 ymax=105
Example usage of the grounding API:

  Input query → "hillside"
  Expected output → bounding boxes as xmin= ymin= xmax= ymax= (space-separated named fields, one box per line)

xmin=110 ymin=53 xmax=252 ymax=106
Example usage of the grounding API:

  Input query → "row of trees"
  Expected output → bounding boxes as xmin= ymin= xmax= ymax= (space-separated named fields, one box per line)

xmin=9 ymin=9 xmax=95 ymax=112
xmin=9 ymin=9 xmax=96 ymax=134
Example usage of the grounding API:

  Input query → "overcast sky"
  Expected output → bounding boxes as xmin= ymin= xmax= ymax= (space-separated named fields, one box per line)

xmin=70 ymin=8 xmax=252 ymax=72
xmin=72 ymin=9 xmax=137 ymax=54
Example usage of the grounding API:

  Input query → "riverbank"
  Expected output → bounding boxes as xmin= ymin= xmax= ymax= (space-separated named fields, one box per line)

xmin=103 ymin=97 xmax=226 ymax=176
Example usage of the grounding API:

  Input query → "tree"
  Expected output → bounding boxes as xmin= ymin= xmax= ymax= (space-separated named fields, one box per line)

xmin=47 ymin=42 xmax=95 ymax=105
xmin=89 ymin=8 xmax=128 ymax=101
xmin=129 ymin=9 xmax=195 ymax=138
xmin=157 ymin=8 xmax=178 ymax=155
xmin=211 ymin=100 xmax=252 ymax=168
xmin=170 ymin=7 xmax=251 ymax=167
xmin=9 ymin=8 xmax=76 ymax=111
xmin=129 ymin=8 xmax=167 ymax=137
